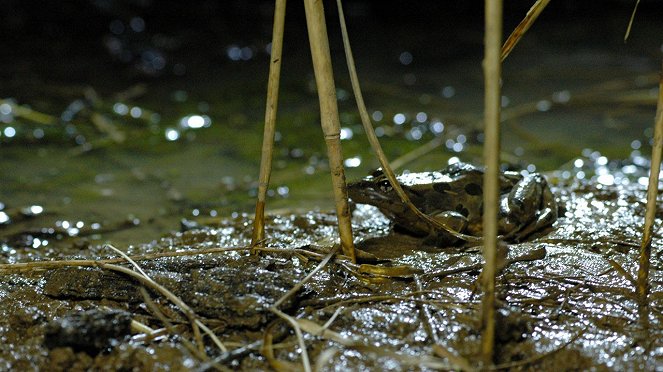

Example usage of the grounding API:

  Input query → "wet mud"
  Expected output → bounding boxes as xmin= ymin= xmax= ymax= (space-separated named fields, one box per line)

xmin=0 ymin=181 xmax=662 ymax=371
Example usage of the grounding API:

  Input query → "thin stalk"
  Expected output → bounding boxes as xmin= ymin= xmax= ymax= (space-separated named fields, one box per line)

xmin=501 ymin=0 xmax=550 ymax=62
xmin=637 ymin=60 xmax=663 ymax=303
xmin=251 ymin=0 xmax=287 ymax=249
xmin=303 ymin=0 xmax=356 ymax=262
xmin=336 ymin=0 xmax=481 ymax=244
xmin=481 ymin=0 xmax=503 ymax=365
xmin=624 ymin=0 xmax=641 ymax=42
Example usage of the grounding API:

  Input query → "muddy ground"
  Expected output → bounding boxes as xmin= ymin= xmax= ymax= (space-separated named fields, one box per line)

xmin=0 ymin=181 xmax=662 ymax=371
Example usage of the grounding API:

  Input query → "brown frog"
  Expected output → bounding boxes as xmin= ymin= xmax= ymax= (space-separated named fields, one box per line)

xmin=348 ymin=162 xmax=557 ymax=246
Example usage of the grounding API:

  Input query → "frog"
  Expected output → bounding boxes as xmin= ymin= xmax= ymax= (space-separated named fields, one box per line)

xmin=347 ymin=162 xmax=557 ymax=246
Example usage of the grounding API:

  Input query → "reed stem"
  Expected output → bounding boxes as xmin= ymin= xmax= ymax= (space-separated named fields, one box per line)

xmin=251 ymin=0 xmax=287 ymax=250
xmin=481 ymin=0 xmax=503 ymax=365
xmin=303 ymin=0 xmax=356 ymax=262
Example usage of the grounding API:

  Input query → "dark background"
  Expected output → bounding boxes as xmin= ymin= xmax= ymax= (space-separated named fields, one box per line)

xmin=3 ymin=0 xmax=661 ymax=87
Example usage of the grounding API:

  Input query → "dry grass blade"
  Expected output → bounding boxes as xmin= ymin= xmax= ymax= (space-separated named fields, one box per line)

xmin=296 ymin=318 xmax=360 ymax=347
xmin=98 ymin=262 xmax=205 ymax=354
xmin=269 ymin=308 xmax=312 ymax=372
xmin=314 ymin=347 xmax=339 ymax=372
xmin=138 ymin=287 xmax=224 ymax=369
xmin=262 ymin=322 xmax=302 ymax=372
xmin=96 ymin=258 xmax=228 ymax=354
xmin=0 ymin=246 xmax=250 ymax=274
xmin=389 ymin=137 xmax=443 ymax=171
xmin=104 ymin=243 xmax=149 ymax=277
xmin=431 ymin=344 xmax=474 ymax=371
xmin=607 ymin=258 xmax=637 ymax=287
xmin=273 ymin=245 xmax=339 ymax=309
xmin=129 ymin=318 xmax=154 ymax=335
xmin=357 ymin=263 xmax=423 ymax=278
xmin=637 ymin=60 xmax=663 ymax=303
xmin=501 ymin=0 xmax=550 ymax=62
xmin=320 ymin=307 xmax=343 ymax=331
xmin=0 ymin=99 xmax=58 ymax=125
xmin=624 ymin=0 xmax=641 ymax=42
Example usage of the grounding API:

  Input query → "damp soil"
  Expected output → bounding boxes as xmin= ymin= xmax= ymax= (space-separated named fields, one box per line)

xmin=0 ymin=181 xmax=661 ymax=371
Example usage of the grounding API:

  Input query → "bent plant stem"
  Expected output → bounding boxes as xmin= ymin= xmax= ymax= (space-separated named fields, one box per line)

xmin=335 ymin=0 xmax=481 ymax=245
xmin=252 ymin=0 xmax=287 ymax=250
xmin=97 ymin=262 xmax=205 ymax=354
xmin=638 ymin=60 xmax=663 ymax=304
xmin=97 ymin=261 xmax=228 ymax=355
xmin=139 ymin=287 xmax=223 ymax=370
xmin=303 ymin=0 xmax=356 ymax=262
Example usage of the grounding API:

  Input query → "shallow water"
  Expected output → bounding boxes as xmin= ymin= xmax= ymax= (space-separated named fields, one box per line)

xmin=1 ymin=2 xmax=661 ymax=249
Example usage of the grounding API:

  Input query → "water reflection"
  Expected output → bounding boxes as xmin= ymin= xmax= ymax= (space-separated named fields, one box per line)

xmin=554 ymin=148 xmax=663 ymax=187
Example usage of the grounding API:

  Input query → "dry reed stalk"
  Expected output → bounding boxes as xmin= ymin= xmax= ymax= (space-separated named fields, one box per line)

xmin=481 ymin=0 xmax=503 ymax=365
xmin=251 ymin=0 xmax=287 ymax=249
xmin=303 ymin=0 xmax=356 ymax=262
xmin=637 ymin=60 xmax=663 ymax=303
xmin=501 ymin=0 xmax=550 ymax=61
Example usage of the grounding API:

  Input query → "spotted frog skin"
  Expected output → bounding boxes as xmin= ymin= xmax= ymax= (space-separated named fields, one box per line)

xmin=348 ymin=162 xmax=557 ymax=245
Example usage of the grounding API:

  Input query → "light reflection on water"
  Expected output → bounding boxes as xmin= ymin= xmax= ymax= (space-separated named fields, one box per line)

xmin=0 ymin=3 xmax=660 ymax=253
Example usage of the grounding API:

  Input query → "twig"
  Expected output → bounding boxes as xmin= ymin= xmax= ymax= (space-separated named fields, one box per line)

xmin=262 ymin=321 xmax=301 ymax=372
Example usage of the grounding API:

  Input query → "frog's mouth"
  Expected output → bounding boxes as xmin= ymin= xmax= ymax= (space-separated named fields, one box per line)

xmin=348 ymin=180 xmax=393 ymax=204
xmin=347 ymin=182 xmax=393 ymax=205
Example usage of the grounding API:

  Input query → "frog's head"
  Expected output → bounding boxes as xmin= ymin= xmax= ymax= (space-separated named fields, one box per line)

xmin=347 ymin=169 xmax=396 ymax=205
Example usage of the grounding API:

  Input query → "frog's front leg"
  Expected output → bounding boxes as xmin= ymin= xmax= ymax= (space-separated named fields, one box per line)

xmin=500 ymin=174 xmax=557 ymax=240
xmin=421 ymin=210 xmax=468 ymax=247
xmin=515 ymin=182 xmax=557 ymax=239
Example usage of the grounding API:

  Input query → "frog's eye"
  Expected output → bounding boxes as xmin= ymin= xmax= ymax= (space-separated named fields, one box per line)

xmin=370 ymin=168 xmax=385 ymax=178
xmin=378 ymin=180 xmax=392 ymax=192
